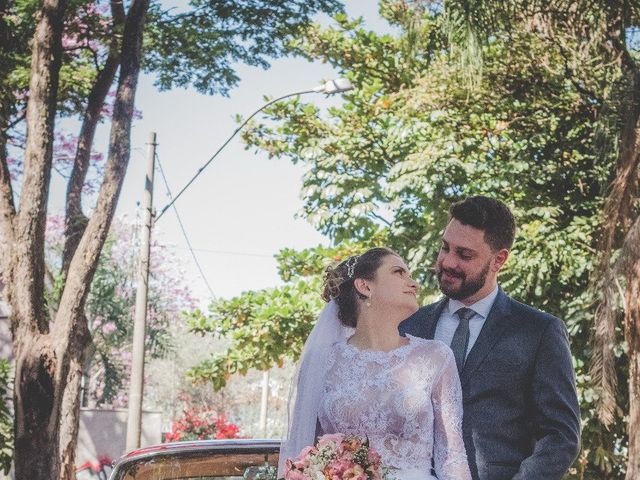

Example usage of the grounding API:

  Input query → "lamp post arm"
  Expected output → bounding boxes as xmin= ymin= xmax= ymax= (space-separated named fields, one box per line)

xmin=155 ymin=88 xmax=316 ymax=221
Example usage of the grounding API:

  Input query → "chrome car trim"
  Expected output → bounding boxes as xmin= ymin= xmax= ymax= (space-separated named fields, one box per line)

xmin=109 ymin=439 xmax=281 ymax=480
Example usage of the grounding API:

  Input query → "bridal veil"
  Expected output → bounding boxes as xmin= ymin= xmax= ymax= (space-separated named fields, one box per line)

xmin=277 ymin=300 xmax=352 ymax=475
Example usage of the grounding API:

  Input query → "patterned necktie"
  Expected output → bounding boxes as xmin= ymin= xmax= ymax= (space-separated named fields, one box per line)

xmin=451 ymin=307 xmax=476 ymax=373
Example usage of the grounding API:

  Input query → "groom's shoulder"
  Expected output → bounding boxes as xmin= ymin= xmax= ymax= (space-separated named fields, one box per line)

xmin=502 ymin=292 xmax=566 ymax=332
xmin=402 ymin=298 xmax=443 ymax=323
xmin=419 ymin=298 xmax=445 ymax=315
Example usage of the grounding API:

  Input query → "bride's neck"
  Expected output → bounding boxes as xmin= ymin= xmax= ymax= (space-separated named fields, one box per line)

xmin=348 ymin=310 xmax=407 ymax=352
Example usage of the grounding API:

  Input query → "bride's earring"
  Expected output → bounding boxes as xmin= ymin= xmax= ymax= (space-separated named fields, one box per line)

xmin=366 ymin=294 xmax=372 ymax=307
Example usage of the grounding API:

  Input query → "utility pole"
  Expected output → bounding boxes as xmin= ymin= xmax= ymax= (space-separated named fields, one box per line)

xmin=126 ymin=132 xmax=157 ymax=451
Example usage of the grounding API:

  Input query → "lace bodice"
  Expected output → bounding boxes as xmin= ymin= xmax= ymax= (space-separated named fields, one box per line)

xmin=318 ymin=335 xmax=471 ymax=480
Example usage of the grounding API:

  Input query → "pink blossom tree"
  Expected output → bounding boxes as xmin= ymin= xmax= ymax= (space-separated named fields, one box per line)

xmin=45 ymin=215 xmax=196 ymax=408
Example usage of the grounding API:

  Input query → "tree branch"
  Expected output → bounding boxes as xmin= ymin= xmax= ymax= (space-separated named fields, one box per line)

xmin=53 ymin=4 xmax=149 ymax=472
xmin=53 ymin=0 xmax=150 ymax=349
xmin=590 ymin=4 xmax=640 ymax=427
xmin=0 ymin=128 xmax=16 ymax=280
xmin=596 ymin=68 xmax=640 ymax=265
xmin=7 ymin=110 xmax=27 ymax=131
xmin=13 ymin=0 xmax=68 ymax=334
xmin=61 ymin=0 xmax=125 ymax=277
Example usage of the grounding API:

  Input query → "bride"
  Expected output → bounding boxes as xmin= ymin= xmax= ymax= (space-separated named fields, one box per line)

xmin=279 ymin=247 xmax=472 ymax=480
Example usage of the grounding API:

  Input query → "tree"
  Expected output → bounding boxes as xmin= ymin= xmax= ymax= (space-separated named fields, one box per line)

xmin=0 ymin=0 xmax=344 ymax=478
xmin=226 ymin=1 xmax=628 ymax=476
xmin=440 ymin=1 xmax=640 ymax=477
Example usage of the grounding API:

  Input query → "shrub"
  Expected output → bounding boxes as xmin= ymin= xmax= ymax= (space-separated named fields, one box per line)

xmin=164 ymin=409 xmax=241 ymax=442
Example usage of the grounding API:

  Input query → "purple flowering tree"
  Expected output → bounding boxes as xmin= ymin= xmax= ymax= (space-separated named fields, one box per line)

xmin=45 ymin=215 xmax=196 ymax=408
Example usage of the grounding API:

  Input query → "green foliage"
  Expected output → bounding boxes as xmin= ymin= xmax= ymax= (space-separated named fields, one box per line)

xmin=236 ymin=2 xmax=627 ymax=477
xmin=187 ymin=278 xmax=322 ymax=390
xmin=187 ymin=240 xmax=388 ymax=389
xmin=0 ymin=360 xmax=13 ymax=475
xmin=143 ymin=0 xmax=344 ymax=95
xmin=0 ymin=0 xmax=115 ymax=119
xmin=184 ymin=1 xmax=634 ymax=477
xmin=1 ymin=0 xmax=346 ymax=170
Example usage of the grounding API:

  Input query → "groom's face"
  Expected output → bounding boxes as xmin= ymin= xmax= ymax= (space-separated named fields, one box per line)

xmin=436 ymin=219 xmax=499 ymax=302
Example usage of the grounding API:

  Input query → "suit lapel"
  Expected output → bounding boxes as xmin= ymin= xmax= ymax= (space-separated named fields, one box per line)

xmin=459 ymin=288 xmax=512 ymax=387
xmin=423 ymin=297 xmax=447 ymax=339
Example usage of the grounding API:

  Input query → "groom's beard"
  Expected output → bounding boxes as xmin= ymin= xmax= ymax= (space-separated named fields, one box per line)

xmin=437 ymin=260 xmax=491 ymax=300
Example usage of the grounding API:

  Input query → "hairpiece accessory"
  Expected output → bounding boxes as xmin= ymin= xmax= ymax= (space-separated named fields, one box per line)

xmin=346 ymin=255 xmax=359 ymax=278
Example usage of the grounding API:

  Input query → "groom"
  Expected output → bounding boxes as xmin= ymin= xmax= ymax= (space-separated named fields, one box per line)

xmin=399 ymin=196 xmax=580 ymax=480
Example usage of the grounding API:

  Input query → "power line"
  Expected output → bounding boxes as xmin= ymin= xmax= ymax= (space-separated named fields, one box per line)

xmin=154 ymin=88 xmax=321 ymax=222
xmin=154 ymin=151 xmax=217 ymax=300
xmin=173 ymin=247 xmax=274 ymax=258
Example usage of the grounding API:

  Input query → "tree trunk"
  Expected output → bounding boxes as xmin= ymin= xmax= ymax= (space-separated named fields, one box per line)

xmin=625 ymin=252 xmax=640 ymax=479
xmin=617 ymin=70 xmax=640 ymax=480
xmin=0 ymin=116 xmax=14 ymax=280
xmin=13 ymin=334 xmax=59 ymax=479
xmin=4 ymin=0 xmax=148 ymax=477
xmin=61 ymin=57 xmax=118 ymax=276
xmin=58 ymin=319 xmax=91 ymax=480
xmin=61 ymin=0 xmax=125 ymax=277
xmin=591 ymin=15 xmax=640 ymax=436
xmin=52 ymin=0 xmax=150 ymax=478
xmin=596 ymin=68 xmax=640 ymax=268
xmin=56 ymin=4 xmax=127 ymax=478
xmin=0 ymin=0 xmax=17 ymax=279
xmin=12 ymin=0 xmax=67 ymax=478
xmin=615 ymin=213 xmax=640 ymax=479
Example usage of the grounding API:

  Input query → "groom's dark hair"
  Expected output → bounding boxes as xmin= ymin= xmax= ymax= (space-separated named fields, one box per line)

xmin=449 ymin=196 xmax=516 ymax=251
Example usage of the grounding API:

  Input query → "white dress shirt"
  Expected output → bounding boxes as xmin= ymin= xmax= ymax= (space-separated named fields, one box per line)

xmin=434 ymin=286 xmax=499 ymax=357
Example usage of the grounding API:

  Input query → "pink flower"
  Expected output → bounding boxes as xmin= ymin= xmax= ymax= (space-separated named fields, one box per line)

xmin=324 ymin=459 xmax=352 ymax=480
xmin=284 ymin=459 xmax=305 ymax=480
xmin=285 ymin=469 xmax=304 ymax=480
xmin=343 ymin=464 xmax=367 ymax=480
xmin=101 ymin=322 xmax=117 ymax=335
xmin=296 ymin=445 xmax=317 ymax=460
xmin=317 ymin=433 xmax=345 ymax=449
xmin=292 ymin=445 xmax=316 ymax=469
xmin=286 ymin=434 xmax=387 ymax=480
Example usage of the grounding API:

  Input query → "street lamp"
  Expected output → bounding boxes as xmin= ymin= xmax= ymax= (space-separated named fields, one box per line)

xmin=125 ymin=78 xmax=353 ymax=451
xmin=154 ymin=77 xmax=353 ymax=222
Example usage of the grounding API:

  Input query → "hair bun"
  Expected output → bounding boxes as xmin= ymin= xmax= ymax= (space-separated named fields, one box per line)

xmin=322 ymin=265 xmax=346 ymax=302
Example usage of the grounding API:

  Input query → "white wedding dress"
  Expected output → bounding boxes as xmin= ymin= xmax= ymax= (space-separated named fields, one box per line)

xmin=317 ymin=335 xmax=471 ymax=480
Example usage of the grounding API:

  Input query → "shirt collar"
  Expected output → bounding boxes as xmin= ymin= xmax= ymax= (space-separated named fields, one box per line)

xmin=447 ymin=285 xmax=499 ymax=319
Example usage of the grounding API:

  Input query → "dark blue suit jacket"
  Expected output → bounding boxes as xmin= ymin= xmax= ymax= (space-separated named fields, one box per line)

xmin=399 ymin=287 xmax=580 ymax=480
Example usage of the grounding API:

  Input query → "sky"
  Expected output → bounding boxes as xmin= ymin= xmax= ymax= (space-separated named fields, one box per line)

xmin=51 ymin=1 xmax=392 ymax=304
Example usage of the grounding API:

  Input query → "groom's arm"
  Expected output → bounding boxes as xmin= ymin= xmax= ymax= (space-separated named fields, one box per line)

xmin=513 ymin=315 xmax=581 ymax=480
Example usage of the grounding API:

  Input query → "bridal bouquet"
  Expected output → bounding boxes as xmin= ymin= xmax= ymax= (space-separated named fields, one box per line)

xmin=283 ymin=433 xmax=389 ymax=480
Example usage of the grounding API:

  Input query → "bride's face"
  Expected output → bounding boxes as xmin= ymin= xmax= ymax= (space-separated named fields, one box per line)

xmin=362 ymin=255 xmax=419 ymax=318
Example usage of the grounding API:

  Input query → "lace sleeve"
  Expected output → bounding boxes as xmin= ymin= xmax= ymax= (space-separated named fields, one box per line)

xmin=432 ymin=348 xmax=472 ymax=480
